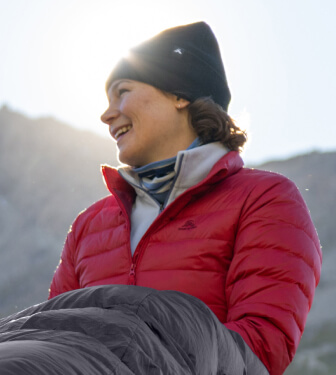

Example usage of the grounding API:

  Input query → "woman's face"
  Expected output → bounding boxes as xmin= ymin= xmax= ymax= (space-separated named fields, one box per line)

xmin=101 ymin=80 xmax=196 ymax=167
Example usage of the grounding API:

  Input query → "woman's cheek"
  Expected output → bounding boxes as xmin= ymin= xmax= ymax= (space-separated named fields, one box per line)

xmin=120 ymin=96 xmax=134 ymax=114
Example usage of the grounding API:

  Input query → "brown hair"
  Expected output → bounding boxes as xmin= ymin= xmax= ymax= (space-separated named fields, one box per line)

xmin=188 ymin=97 xmax=247 ymax=152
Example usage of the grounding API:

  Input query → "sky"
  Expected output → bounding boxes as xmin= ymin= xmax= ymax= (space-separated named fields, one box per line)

xmin=0 ymin=0 xmax=335 ymax=165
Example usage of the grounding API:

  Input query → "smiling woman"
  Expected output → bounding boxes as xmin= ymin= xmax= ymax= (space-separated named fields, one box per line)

xmin=0 ymin=4 xmax=327 ymax=372
xmin=46 ymin=21 xmax=321 ymax=375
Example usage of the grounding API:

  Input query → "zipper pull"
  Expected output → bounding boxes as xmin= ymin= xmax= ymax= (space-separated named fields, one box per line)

xmin=128 ymin=263 xmax=136 ymax=285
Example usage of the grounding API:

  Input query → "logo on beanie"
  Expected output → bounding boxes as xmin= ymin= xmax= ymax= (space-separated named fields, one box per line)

xmin=172 ymin=47 xmax=185 ymax=58
xmin=173 ymin=48 xmax=183 ymax=55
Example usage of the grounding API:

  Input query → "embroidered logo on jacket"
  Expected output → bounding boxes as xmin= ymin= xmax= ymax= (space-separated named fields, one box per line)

xmin=178 ymin=220 xmax=197 ymax=230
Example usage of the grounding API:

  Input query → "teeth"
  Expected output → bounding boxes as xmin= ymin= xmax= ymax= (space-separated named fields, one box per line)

xmin=115 ymin=125 xmax=132 ymax=139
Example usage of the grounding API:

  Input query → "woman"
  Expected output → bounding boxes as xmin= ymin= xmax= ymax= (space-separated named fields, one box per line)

xmin=49 ymin=22 xmax=322 ymax=374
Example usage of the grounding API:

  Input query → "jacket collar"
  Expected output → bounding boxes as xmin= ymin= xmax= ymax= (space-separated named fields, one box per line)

xmin=101 ymin=148 xmax=244 ymax=205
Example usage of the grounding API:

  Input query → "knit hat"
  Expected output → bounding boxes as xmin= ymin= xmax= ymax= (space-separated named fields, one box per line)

xmin=106 ymin=22 xmax=231 ymax=112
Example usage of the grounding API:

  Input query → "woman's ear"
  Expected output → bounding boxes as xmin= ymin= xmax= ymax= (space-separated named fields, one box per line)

xmin=175 ymin=97 xmax=190 ymax=109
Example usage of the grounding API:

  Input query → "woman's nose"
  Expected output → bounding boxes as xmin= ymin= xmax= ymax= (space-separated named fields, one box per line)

xmin=101 ymin=105 xmax=120 ymax=125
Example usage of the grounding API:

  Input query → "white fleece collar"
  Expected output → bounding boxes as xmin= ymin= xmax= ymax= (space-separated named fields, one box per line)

xmin=119 ymin=141 xmax=229 ymax=208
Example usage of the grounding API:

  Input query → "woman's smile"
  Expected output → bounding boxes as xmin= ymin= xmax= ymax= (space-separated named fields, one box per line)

xmin=111 ymin=124 xmax=133 ymax=141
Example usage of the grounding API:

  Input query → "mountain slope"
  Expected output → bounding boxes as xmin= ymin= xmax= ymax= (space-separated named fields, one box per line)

xmin=0 ymin=105 xmax=118 ymax=314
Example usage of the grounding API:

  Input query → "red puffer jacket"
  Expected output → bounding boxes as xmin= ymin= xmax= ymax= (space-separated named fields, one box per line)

xmin=49 ymin=151 xmax=322 ymax=375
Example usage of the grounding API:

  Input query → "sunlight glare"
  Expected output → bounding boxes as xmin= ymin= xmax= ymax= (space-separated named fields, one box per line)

xmin=38 ymin=0 xmax=200 ymax=136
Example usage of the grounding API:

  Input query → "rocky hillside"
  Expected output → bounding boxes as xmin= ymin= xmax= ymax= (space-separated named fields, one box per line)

xmin=0 ymin=105 xmax=335 ymax=374
xmin=0 ymin=105 xmax=118 ymax=315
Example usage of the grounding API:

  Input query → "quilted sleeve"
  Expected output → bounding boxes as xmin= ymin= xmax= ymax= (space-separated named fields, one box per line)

xmin=223 ymin=172 xmax=322 ymax=375
xmin=48 ymin=221 xmax=81 ymax=299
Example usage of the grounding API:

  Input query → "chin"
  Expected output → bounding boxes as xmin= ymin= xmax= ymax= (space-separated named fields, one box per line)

xmin=118 ymin=151 xmax=139 ymax=167
xmin=118 ymin=148 xmax=159 ymax=168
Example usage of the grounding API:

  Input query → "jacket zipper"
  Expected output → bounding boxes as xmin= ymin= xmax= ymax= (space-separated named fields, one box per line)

xmin=128 ymin=262 xmax=136 ymax=285
xmin=128 ymin=248 xmax=139 ymax=285
xmin=128 ymin=236 xmax=150 ymax=285
xmin=127 ymin=155 xmax=187 ymax=281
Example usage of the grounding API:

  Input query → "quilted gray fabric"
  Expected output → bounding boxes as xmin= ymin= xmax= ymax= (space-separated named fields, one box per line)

xmin=0 ymin=285 xmax=268 ymax=374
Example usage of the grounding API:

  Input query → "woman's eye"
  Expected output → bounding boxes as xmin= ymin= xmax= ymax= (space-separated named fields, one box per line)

xmin=118 ymin=88 xmax=129 ymax=96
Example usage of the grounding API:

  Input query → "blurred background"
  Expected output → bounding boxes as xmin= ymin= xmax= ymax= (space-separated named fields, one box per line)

xmin=1 ymin=1 xmax=335 ymax=374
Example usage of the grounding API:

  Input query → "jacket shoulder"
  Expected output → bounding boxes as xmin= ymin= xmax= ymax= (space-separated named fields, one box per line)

xmin=238 ymin=166 xmax=294 ymax=185
xmin=232 ymin=167 xmax=305 ymax=204
xmin=235 ymin=167 xmax=317 ymax=238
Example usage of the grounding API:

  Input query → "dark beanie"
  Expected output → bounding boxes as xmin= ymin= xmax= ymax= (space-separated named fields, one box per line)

xmin=106 ymin=22 xmax=231 ymax=112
